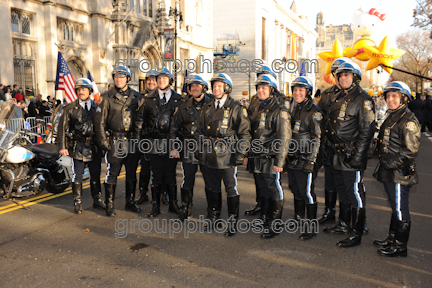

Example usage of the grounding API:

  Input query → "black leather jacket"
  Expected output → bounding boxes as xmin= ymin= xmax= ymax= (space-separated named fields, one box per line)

xmin=94 ymin=87 xmax=142 ymax=156
xmin=246 ymin=96 xmax=291 ymax=174
xmin=326 ymin=85 xmax=376 ymax=171
xmin=373 ymin=106 xmax=420 ymax=186
xmin=286 ymin=97 xmax=323 ymax=170
xmin=197 ymin=95 xmax=251 ymax=169
xmin=57 ymin=99 xmax=100 ymax=161
xmin=250 ymin=92 xmax=292 ymax=113
xmin=317 ymin=85 xmax=340 ymax=166
xmin=169 ymin=94 xmax=212 ymax=164
xmin=135 ymin=89 xmax=183 ymax=155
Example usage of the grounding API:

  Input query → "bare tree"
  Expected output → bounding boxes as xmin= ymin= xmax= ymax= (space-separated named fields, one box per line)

xmin=394 ymin=29 xmax=432 ymax=94
xmin=412 ymin=0 xmax=432 ymax=38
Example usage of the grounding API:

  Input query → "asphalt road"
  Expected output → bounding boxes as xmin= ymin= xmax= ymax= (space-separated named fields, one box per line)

xmin=1 ymin=133 xmax=432 ymax=287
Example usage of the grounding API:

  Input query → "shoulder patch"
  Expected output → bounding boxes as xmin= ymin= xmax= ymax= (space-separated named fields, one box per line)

xmin=98 ymin=95 xmax=104 ymax=104
xmin=138 ymin=98 xmax=145 ymax=107
xmin=313 ymin=112 xmax=322 ymax=121
xmin=364 ymin=100 xmax=372 ymax=111
xmin=285 ymin=100 xmax=290 ymax=110
xmin=242 ymin=108 xmax=248 ymax=117
xmin=281 ymin=111 xmax=289 ymax=120
xmin=406 ymin=121 xmax=416 ymax=131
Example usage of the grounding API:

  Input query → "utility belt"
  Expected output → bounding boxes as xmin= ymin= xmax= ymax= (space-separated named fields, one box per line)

xmin=327 ymin=140 xmax=356 ymax=161
xmin=75 ymin=136 xmax=93 ymax=145
xmin=110 ymin=131 xmax=132 ymax=140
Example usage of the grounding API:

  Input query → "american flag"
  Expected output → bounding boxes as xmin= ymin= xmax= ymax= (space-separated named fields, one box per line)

xmin=55 ymin=52 xmax=77 ymax=103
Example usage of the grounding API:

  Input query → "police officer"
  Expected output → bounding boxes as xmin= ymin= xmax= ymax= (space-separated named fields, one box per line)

xmin=245 ymin=74 xmax=291 ymax=238
xmin=244 ymin=65 xmax=290 ymax=217
xmin=323 ymin=62 xmax=376 ymax=248
xmin=135 ymin=67 xmax=183 ymax=217
xmin=57 ymin=78 xmax=105 ymax=214
xmin=136 ymin=69 xmax=157 ymax=205
xmin=170 ymin=74 xmax=212 ymax=221
xmin=286 ymin=76 xmax=323 ymax=240
xmin=316 ymin=57 xmax=348 ymax=225
xmin=94 ymin=65 xmax=142 ymax=216
xmin=198 ymin=73 xmax=251 ymax=236
xmin=373 ymin=81 xmax=420 ymax=257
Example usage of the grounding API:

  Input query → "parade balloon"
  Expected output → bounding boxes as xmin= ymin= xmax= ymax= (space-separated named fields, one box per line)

xmin=324 ymin=73 xmax=335 ymax=85
xmin=318 ymin=39 xmax=345 ymax=75
xmin=345 ymin=36 xmax=377 ymax=61
xmin=364 ymin=36 xmax=406 ymax=74
xmin=351 ymin=8 xmax=385 ymax=38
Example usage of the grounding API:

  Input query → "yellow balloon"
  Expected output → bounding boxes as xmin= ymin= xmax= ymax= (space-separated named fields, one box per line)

xmin=318 ymin=39 xmax=346 ymax=75
xmin=364 ymin=36 xmax=406 ymax=74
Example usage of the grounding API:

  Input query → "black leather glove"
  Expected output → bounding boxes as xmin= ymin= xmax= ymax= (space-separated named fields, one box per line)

xmin=302 ymin=161 xmax=314 ymax=174
xmin=384 ymin=155 xmax=403 ymax=170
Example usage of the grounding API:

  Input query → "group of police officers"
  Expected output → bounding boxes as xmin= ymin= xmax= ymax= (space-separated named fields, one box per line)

xmin=56 ymin=57 xmax=420 ymax=257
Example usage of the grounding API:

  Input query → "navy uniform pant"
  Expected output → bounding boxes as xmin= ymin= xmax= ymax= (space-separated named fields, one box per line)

xmin=288 ymin=168 xmax=318 ymax=204
xmin=105 ymin=152 xmax=140 ymax=184
xmin=255 ymin=172 xmax=284 ymax=201
xmin=181 ymin=162 xmax=204 ymax=190
xmin=383 ymin=182 xmax=411 ymax=221
xmin=72 ymin=157 xmax=101 ymax=183
xmin=332 ymin=169 xmax=365 ymax=208
xmin=147 ymin=154 xmax=178 ymax=186
xmin=200 ymin=165 xmax=238 ymax=196
xmin=324 ymin=166 xmax=336 ymax=192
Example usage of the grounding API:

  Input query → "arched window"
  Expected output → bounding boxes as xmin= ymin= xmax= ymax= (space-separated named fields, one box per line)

xmin=71 ymin=25 xmax=74 ymax=42
xmin=143 ymin=0 xmax=147 ymax=16
xmin=67 ymin=24 xmax=70 ymax=41
xmin=63 ymin=23 xmax=66 ymax=40
xmin=11 ymin=12 xmax=19 ymax=32
xmin=22 ymin=15 xmax=30 ymax=34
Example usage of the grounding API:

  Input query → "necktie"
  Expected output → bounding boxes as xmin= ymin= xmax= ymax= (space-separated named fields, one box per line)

xmin=216 ymin=100 xmax=220 ymax=110
xmin=162 ymin=93 xmax=166 ymax=105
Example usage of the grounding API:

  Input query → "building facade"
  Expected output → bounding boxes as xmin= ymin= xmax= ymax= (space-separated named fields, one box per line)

xmin=0 ymin=0 xmax=213 ymax=99
xmin=213 ymin=0 xmax=318 ymax=100
xmin=315 ymin=11 xmax=354 ymax=53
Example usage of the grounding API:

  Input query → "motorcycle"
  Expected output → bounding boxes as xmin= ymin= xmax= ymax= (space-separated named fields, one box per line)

xmin=0 ymin=102 xmax=73 ymax=201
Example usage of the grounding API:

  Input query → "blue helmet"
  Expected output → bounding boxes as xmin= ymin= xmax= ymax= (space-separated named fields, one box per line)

xmin=155 ymin=67 xmax=174 ymax=85
xmin=146 ymin=69 xmax=156 ymax=79
xmin=188 ymin=74 xmax=209 ymax=93
xmin=112 ymin=65 xmax=131 ymax=79
xmin=257 ymin=64 xmax=277 ymax=79
xmin=255 ymin=74 xmax=278 ymax=91
xmin=75 ymin=78 xmax=93 ymax=93
xmin=384 ymin=81 xmax=412 ymax=103
xmin=335 ymin=62 xmax=362 ymax=85
xmin=330 ymin=57 xmax=352 ymax=75
xmin=211 ymin=73 xmax=233 ymax=94
xmin=291 ymin=76 xmax=313 ymax=96
xmin=185 ymin=73 xmax=199 ymax=85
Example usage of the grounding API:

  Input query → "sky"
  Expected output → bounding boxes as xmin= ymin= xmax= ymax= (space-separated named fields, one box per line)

xmin=294 ymin=0 xmax=418 ymax=46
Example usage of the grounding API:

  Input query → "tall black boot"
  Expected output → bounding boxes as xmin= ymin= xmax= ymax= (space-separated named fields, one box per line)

xmin=203 ymin=189 xmax=222 ymax=231
xmin=378 ymin=220 xmax=411 ymax=257
xmin=90 ymin=181 xmax=106 ymax=209
xmin=137 ymin=161 xmax=150 ymax=204
xmin=300 ymin=203 xmax=318 ymax=240
xmin=125 ymin=180 xmax=142 ymax=213
xmin=104 ymin=183 xmax=117 ymax=217
xmin=178 ymin=188 xmax=193 ymax=221
xmin=363 ymin=193 xmax=369 ymax=234
xmin=318 ymin=190 xmax=336 ymax=224
xmin=148 ymin=185 xmax=162 ymax=217
xmin=245 ymin=176 xmax=261 ymax=216
xmin=323 ymin=202 xmax=351 ymax=234
xmin=287 ymin=198 xmax=305 ymax=230
xmin=72 ymin=182 xmax=83 ymax=214
xmin=337 ymin=207 xmax=365 ymax=248
xmin=167 ymin=184 xmax=181 ymax=214
xmin=261 ymin=199 xmax=284 ymax=239
xmin=374 ymin=213 xmax=397 ymax=248
xmin=225 ymin=195 xmax=240 ymax=237
xmin=252 ymin=197 xmax=271 ymax=228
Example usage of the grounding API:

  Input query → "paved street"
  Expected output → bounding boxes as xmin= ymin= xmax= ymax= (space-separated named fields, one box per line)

xmin=1 ymin=134 xmax=432 ymax=287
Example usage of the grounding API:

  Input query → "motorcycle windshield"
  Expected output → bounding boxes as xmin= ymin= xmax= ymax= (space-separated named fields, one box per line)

xmin=0 ymin=101 xmax=24 ymax=150
xmin=52 ymin=104 xmax=63 ymax=132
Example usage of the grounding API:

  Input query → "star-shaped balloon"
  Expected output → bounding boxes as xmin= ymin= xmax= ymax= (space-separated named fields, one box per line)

xmin=364 ymin=36 xmax=406 ymax=74
xmin=318 ymin=39 xmax=346 ymax=75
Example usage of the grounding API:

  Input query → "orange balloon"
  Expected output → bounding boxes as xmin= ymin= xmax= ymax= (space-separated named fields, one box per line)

xmin=324 ymin=74 xmax=335 ymax=84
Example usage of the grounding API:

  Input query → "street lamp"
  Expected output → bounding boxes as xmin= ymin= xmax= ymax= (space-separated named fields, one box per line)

xmin=169 ymin=2 xmax=183 ymax=92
